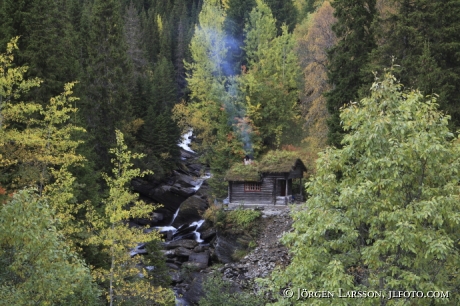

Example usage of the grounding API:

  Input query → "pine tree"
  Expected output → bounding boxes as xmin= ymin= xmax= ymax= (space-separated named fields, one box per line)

xmin=325 ymin=0 xmax=376 ymax=147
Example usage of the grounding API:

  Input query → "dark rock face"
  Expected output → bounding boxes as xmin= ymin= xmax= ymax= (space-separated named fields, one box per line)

xmin=182 ymin=273 xmax=205 ymax=305
xmin=214 ymin=233 xmax=244 ymax=264
xmin=188 ymin=252 xmax=209 ymax=270
xmin=172 ymin=195 xmax=208 ymax=228
xmin=163 ymin=239 xmax=198 ymax=250
xmin=173 ymin=170 xmax=201 ymax=188
xmin=200 ymin=228 xmax=216 ymax=241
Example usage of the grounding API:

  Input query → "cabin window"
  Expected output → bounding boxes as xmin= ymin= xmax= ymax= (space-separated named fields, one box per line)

xmin=244 ymin=183 xmax=261 ymax=192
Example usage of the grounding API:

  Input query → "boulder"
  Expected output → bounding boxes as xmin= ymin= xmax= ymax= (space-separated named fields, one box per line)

xmin=188 ymin=252 xmax=209 ymax=270
xmin=131 ymin=179 xmax=189 ymax=216
xmin=161 ymin=249 xmax=176 ymax=258
xmin=193 ymin=245 xmax=209 ymax=253
xmin=167 ymin=263 xmax=181 ymax=271
xmin=172 ymin=195 xmax=208 ymax=228
xmin=200 ymin=228 xmax=217 ymax=241
xmin=170 ymin=185 xmax=197 ymax=198
xmin=170 ymin=271 xmax=184 ymax=283
xmin=181 ymin=273 xmax=206 ymax=305
xmin=175 ymin=247 xmax=193 ymax=257
xmin=173 ymin=224 xmax=197 ymax=239
xmin=197 ymin=220 xmax=213 ymax=233
xmin=174 ymin=171 xmax=201 ymax=188
xmin=163 ymin=239 xmax=198 ymax=250
xmin=179 ymin=148 xmax=196 ymax=160
xmin=187 ymin=163 xmax=202 ymax=175
xmin=214 ymin=233 xmax=243 ymax=264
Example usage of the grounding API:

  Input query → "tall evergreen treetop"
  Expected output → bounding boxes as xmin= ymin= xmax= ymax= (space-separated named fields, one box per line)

xmin=325 ymin=0 xmax=376 ymax=147
xmin=81 ymin=0 xmax=134 ymax=170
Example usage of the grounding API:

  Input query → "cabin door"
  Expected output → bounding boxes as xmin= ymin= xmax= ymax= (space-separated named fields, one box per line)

xmin=279 ymin=180 xmax=286 ymax=196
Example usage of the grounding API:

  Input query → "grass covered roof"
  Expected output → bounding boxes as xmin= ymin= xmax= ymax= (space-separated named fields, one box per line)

xmin=225 ymin=162 xmax=261 ymax=182
xmin=225 ymin=150 xmax=307 ymax=181
xmin=258 ymin=150 xmax=305 ymax=173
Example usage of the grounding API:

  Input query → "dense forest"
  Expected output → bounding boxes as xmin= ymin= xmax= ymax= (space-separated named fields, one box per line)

xmin=1 ymin=0 xmax=460 ymax=305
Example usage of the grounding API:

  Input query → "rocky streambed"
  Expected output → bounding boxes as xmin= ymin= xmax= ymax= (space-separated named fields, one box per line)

xmin=130 ymin=133 xmax=294 ymax=305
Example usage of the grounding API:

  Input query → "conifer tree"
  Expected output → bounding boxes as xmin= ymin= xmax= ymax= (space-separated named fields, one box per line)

xmin=80 ymin=0 xmax=135 ymax=170
xmin=265 ymin=0 xmax=298 ymax=33
xmin=223 ymin=0 xmax=256 ymax=74
xmin=371 ymin=0 xmax=460 ymax=131
xmin=0 ymin=0 xmax=80 ymax=104
xmin=325 ymin=0 xmax=376 ymax=147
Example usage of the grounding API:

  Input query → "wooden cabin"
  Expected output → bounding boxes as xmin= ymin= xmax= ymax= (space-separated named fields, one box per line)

xmin=225 ymin=151 xmax=307 ymax=206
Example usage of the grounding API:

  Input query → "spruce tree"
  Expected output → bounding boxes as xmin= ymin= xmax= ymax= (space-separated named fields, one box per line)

xmin=265 ymin=0 xmax=298 ymax=33
xmin=325 ymin=0 xmax=376 ymax=147
xmin=80 ymin=0 xmax=134 ymax=170
xmin=0 ymin=0 xmax=79 ymax=104
xmin=372 ymin=0 xmax=460 ymax=131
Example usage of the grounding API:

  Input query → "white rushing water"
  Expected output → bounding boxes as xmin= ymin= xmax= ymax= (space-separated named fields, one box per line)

xmin=189 ymin=219 xmax=205 ymax=243
xmin=170 ymin=207 xmax=180 ymax=225
xmin=177 ymin=129 xmax=194 ymax=153
xmin=192 ymin=172 xmax=212 ymax=191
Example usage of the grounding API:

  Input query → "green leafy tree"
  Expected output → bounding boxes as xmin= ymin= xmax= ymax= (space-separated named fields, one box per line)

xmin=0 ymin=38 xmax=87 ymax=244
xmin=243 ymin=0 xmax=301 ymax=150
xmin=88 ymin=130 xmax=174 ymax=305
xmin=0 ymin=189 xmax=100 ymax=305
xmin=176 ymin=0 xmax=228 ymax=153
xmin=325 ymin=0 xmax=376 ymax=147
xmin=200 ymin=275 xmax=264 ymax=306
xmin=268 ymin=72 xmax=460 ymax=305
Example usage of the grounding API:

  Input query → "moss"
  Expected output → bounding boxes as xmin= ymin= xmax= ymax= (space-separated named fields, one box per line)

xmin=225 ymin=150 xmax=307 ymax=181
xmin=224 ymin=162 xmax=260 ymax=182
xmin=258 ymin=150 xmax=301 ymax=173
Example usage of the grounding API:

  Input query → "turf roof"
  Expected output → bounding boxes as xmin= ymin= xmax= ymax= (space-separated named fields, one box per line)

xmin=225 ymin=150 xmax=306 ymax=181
xmin=258 ymin=150 xmax=304 ymax=173
xmin=225 ymin=162 xmax=261 ymax=182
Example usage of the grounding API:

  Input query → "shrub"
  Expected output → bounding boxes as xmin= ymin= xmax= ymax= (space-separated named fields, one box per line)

xmin=199 ymin=275 xmax=264 ymax=306
xmin=226 ymin=208 xmax=261 ymax=230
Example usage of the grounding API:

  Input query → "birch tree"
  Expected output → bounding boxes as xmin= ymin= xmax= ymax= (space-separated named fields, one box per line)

xmin=89 ymin=130 xmax=174 ymax=305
